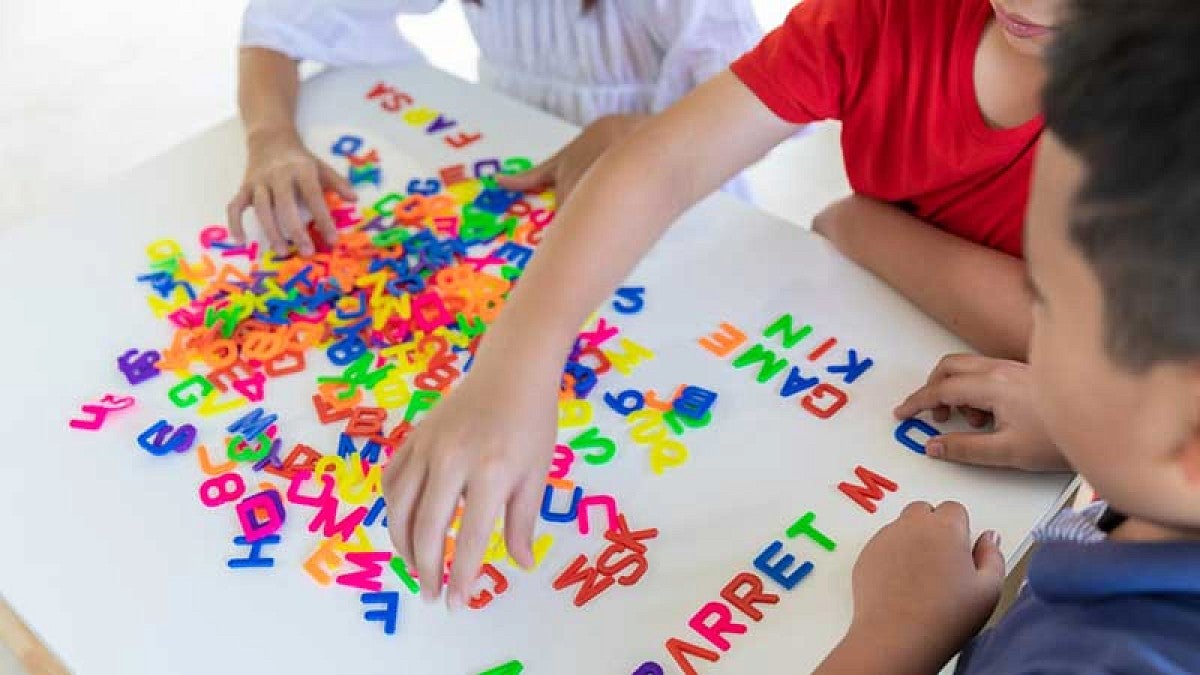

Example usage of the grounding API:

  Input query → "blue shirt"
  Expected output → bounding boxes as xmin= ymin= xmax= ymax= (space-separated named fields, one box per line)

xmin=956 ymin=534 xmax=1200 ymax=674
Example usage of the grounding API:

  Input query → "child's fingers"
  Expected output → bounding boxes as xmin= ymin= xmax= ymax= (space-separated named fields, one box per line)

xmin=446 ymin=477 xmax=506 ymax=608
xmin=972 ymin=530 xmax=1006 ymax=583
xmin=924 ymin=353 xmax=995 ymax=387
xmin=893 ymin=373 xmax=998 ymax=420
xmin=412 ymin=466 xmax=466 ymax=602
xmin=554 ymin=169 xmax=584 ymax=205
xmin=960 ymin=406 xmax=992 ymax=428
xmin=298 ymin=170 xmax=337 ymax=246
xmin=226 ymin=186 xmax=251 ymax=243
xmin=899 ymin=500 xmax=935 ymax=519
xmin=318 ymin=161 xmax=358 ymax=201
xmin=932 ymin=500 xmax=970 ymax=538
xmin=503 ymin=473 xmax=543 ymax=570
xmin=925 ymin=431 xmax=1013 ymax=467
xmin=252 ymin=185 xmax=287 ymax=254
xmin=271 ymin=177 xmax=314 ymax=257
xmin=383 ymin=446 xmax=426 ymax=575
xmin=892 ymin=388 xmax=926 ymax=419
xmin=495 ymin=154 xmax=559 ymax=193
xmin=894 ymin=383 xmax=943 ymax=419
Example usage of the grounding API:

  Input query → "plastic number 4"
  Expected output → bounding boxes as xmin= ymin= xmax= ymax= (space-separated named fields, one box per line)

xmin=69 ymin=394 xmax=136 ymax=431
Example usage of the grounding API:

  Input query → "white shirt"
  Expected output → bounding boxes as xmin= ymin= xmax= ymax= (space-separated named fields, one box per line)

xmin=241 ymin=0 xmax=763 ymax=127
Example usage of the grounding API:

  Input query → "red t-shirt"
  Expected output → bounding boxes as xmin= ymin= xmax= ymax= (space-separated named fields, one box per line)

xmin=731 ymin=0 xmax=1042 ymax=258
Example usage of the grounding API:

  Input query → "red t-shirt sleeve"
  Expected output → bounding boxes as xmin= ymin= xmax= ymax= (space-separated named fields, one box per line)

xmin=731 ymin=0 xmax=883 ymax=124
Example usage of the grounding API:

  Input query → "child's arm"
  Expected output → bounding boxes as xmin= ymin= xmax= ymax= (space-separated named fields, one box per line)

xmin=814 ymin=196 xmax=1033 ymax=360
xmin=227 ymin=47 xmax=357 ymax=256
xmin=382 ymin=71 xmax=800 ymax=606
xmin=814 ymin=502 xmax=1005 ymax=675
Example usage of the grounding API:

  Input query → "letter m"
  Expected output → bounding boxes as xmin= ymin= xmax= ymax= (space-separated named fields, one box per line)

xmin=837 ymin=466 xmax=898 ymax=514
xmin=227 ymin=408 xmax=278 ymax=439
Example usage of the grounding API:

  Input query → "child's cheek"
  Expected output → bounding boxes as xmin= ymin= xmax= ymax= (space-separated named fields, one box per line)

xmin=1029 ymin=315 xmax=1077 ymax=445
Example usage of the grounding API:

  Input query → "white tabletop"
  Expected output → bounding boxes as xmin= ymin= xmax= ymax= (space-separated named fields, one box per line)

xmin=0 ymin=65 xmax=1073 ymax=675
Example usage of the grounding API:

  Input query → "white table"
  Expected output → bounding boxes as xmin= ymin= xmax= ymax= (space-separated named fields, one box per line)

xmin=0 ymin=66 xmax=1074 ymax=675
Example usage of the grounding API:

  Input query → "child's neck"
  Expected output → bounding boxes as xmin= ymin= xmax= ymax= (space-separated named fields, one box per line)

xmin=1110 ymin=516 xmax=1200 ymax=543
xmin=975 ymin=19 xmax=1046 ymax=129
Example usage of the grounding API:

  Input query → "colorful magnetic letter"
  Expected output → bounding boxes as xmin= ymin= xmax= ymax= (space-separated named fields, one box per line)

xmin=228 ymin=534 xmax=281 ymax=569
xmin=612 ymin=286 xmax=645 ymax=314
xmin=479 ymin=660 xmax=524 ymax=675
xmin=894 ymin=417 xmax=942 ymax=455
xmin=235 ymin=490 xmax=287 ymax=543
xmin=138 ymin=419 xmax=197 ymax=455
xmin=118 ymin=349 xmax=161 ymax=385
xmin=361 ymin=591 xmax=400 ymax=634
xmin=540 ymin=484 xmax=583 ymax=523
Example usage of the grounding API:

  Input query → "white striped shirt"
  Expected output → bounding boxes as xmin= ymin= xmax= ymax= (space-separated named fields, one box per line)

xmin=241 ymin=0 xmax=763 ymax=127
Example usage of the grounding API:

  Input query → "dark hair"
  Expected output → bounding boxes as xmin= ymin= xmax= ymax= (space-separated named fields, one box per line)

xmin=464 ymin=0 xmax=597 ymax=11
xmin=1043 ymin=0 xmax=1200 ymax=369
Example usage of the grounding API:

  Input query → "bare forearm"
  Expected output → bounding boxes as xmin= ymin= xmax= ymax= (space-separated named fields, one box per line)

xmin=816 ymin=197 xmax=1032 ymax=359
xmin=238 ymin=47 xmax=302 ymax=143
xmin=479 ymin=123 xmax=708 ymax=370
xmin=474 ymin=72 xmax=797 ymax=374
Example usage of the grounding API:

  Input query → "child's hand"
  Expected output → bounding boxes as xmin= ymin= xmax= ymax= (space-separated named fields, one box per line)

xmin=227 ymin=129 xmax=356 ymax=256
xmin=496 ymin=113 xmax=646 ymax=203
xmin=818 ymin=502 xmax=1004 ymax=674
xmin=894 ymin=355 xmax=1070 ymax=471
xmin=381 ymin=358 xmax=561 ymax=609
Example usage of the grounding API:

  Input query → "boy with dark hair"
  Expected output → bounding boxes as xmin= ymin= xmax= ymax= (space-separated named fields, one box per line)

xmin=817 ymin=0 xmax=1200 ymax=671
